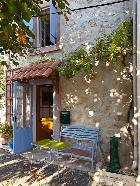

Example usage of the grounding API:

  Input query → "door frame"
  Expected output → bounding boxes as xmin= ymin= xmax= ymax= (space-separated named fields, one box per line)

xmin=31 ymin=76 xmax=61 ymax=142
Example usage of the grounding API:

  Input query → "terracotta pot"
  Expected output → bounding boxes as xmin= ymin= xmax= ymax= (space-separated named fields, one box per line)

xmin=0 ymin=133 xmax=10 ymax=145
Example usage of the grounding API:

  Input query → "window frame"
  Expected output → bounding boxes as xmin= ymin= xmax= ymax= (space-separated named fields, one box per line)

xmin=32 ymin=3 xmax=60 ymax=54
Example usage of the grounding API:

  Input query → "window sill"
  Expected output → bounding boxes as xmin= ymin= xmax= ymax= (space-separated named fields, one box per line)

xmin=29 ymin=44 xmax=61 ymax=56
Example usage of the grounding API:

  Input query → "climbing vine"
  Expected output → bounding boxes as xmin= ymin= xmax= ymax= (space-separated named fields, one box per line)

xmin=59 ymin=48 xmax=94 ymax=79
xmin=58 ymin=21 xmax=132 ymax=78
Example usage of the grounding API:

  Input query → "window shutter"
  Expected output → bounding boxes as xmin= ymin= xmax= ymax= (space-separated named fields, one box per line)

xmin=33 ymin=17 xmax=39 ymax=48
xmin=5 ymin=69 xmax=14 ymax=124
xmin=50 ymin=3 xmax=57 ymax=44
xmin=24 ymin=19 xmax=33 ymax=42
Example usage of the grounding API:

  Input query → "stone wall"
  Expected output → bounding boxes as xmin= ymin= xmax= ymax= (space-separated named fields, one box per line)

xmin=60 ymin=0 xmax=132 ymax=55
xmin=0 ymin=98 xmax=6 ymax=124
xmin=59 ymin=0 xmax=132 ymax=167
xmin=27 ymin=0 xmax=132 ymax=61
xmin=60 ymin=61 xmax=133 ymax=167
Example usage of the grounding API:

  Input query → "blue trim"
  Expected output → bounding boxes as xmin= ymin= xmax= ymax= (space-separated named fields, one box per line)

xmin=8 ymin=138 xmax=13 ymax=150
xmin=23 ymin=84 xmax=26 ymax=127
xmin=13 ymin=81 xmax=18 ymax=153
xmin=13 ymin=83 xmax=33 ymax=154
xmin=30 ymin=84 xmax=33 ymax=143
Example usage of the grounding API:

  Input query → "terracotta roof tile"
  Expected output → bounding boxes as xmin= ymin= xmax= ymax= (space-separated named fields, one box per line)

xmin=11 ymin=61 xmax=61 ymax=82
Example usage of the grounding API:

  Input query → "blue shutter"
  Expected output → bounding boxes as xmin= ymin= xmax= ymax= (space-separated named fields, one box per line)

xmin=23 ymin=19 xmax=33 ymax=42
xmin=50 ymin=3 xmax=57 ymax=44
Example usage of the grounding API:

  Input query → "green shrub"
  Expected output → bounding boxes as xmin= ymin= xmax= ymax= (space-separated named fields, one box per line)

xmin=0 ymin=123 xmax=13 ymax=137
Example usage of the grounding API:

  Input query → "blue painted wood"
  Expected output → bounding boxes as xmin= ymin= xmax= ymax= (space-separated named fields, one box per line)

xmin=23 ymin=19 xmax=33 ymax=42
xmin=60 ymin=125 xmax=99 ymax=168
xmin=50 ymin=2 xmax=57 ymax=44
xmin=61 ymin=126 xmax=99 ymax=142
xmin=23 ymin=84 xmax=26 ymax=127
xmin=30 ymin=84 xmax=33 ymax=131
xmin=13 ymin=82 xmax=33 ymax=154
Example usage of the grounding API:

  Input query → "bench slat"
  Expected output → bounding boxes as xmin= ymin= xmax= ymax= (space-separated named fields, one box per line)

xmin=61 ymin=127 xmax=99 ymax=142
xmin=62 ymin=135 xmax=98 ymax=142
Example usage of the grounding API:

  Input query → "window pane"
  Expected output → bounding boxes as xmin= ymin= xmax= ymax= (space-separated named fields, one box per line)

xmin=39 ymin=9 xmax=51 ymax=47
xmin=17 ymin=86 xmax=23 ymax=128
xmin=25 ymin=86 xmax=30 ymax=128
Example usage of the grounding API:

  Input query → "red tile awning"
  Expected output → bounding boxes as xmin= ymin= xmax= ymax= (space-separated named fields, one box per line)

xmin=11 ymin=61 xmax=61 ymax=82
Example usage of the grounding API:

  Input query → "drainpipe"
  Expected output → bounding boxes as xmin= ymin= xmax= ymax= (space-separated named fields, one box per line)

xmin=131 ymin=0 xmax=138 ymax=171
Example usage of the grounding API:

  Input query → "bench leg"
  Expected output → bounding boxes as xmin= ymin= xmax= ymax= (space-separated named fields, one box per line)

xmin=92 ymin=159 xmax=94 ymax=169
xmin=92 ymin=145 xmax=97 ymax=170
xmin=57 ymin=157 xmax=60 ymax=180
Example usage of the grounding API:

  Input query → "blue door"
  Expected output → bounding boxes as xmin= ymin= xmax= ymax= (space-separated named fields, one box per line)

xmin=13 ymin=81 xmax=33 ymax=154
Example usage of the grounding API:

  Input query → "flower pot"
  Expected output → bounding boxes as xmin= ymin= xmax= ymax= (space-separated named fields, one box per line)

xmin=0 ymin=133 xmax=10 ymax=145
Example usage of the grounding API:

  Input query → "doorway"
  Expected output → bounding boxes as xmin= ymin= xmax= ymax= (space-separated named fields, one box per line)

xmin=36 ymin=84 xmax=53 ymax=141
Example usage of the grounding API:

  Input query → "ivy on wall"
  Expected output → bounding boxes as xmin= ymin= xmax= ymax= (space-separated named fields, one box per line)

xmin=58 ymin=21 xmax=132 ymax=78
xmin=59 ymin=48 xmax=94 ymax=79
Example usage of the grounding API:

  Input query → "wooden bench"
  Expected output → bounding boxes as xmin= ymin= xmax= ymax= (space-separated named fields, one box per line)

xmin=58 ymin=126 xmax=99 ymax=169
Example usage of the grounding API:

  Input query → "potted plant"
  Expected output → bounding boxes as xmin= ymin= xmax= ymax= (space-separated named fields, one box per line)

xmin=0 ymin=123 xmax=13 ymax=145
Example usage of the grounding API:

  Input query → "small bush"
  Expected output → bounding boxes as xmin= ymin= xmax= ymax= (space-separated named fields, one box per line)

xmin=0 ymin=123 xmax=13 ymax=137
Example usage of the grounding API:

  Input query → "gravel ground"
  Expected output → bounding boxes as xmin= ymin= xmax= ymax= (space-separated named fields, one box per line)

xmin=0 ymin=148 xmax=137 ymax=186
xmin=0 ymin=148 xmax=93 ymax=186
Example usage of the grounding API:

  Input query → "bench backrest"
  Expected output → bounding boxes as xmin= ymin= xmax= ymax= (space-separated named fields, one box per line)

xmin=61 ymin=125 xmax=99 ymax=143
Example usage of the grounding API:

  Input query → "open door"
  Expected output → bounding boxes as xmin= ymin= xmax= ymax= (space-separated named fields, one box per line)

xmin=13 ymin=81 xmax=33 ymax=154
xmin=36 ymin=85 xmax=53 ymax=141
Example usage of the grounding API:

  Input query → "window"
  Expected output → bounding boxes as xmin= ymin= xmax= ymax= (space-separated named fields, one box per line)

xmin=15 ymin=84 xmax=31 ymax=128
xmin=29 ymin=3 xmax=59 ymax=53
xmin=24 ymin=3 xmax=59 ymax=53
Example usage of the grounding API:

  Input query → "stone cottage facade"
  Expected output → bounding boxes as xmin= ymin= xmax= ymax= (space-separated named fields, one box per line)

xmin=3 ymin=0 xmax=133 ymax=167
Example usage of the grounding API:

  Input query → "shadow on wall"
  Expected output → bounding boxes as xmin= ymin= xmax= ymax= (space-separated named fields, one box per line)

xmin=60 ymin=0 xmax=131 ymax=54
xmin=61 ymin=59 xmax=133 ymax=168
